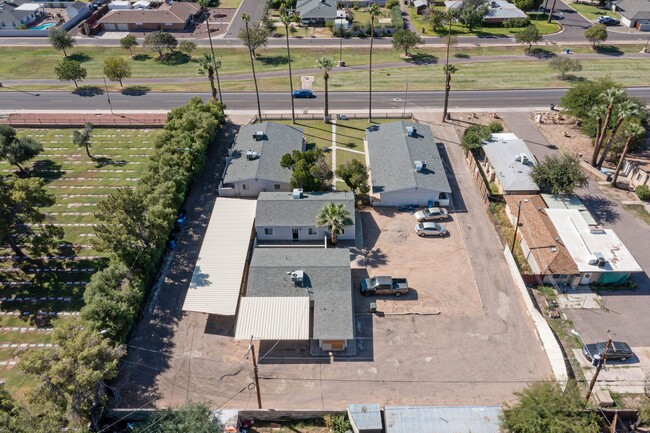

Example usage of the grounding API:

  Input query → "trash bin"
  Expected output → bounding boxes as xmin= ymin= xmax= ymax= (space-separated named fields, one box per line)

xmin=369 ymin=302 xmax=377 ymax=313
xmin=565 ymin=48 xmax=571 ymax=54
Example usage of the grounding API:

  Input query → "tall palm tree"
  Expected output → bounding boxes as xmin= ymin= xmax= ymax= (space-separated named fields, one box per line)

xmin=282 ymin=13 xmax=295 ymax=124
xmin=316 ymin=56 xmax=335 ymax=123
xmin=243 ymin=13 xmax=262 ymax=121
xmin=591 ymin=88 xmax=624 ymax=166
xmin=611 ymin=123 xmax=646 ymax=187
xmin=316 ymin=203 xmax=353 ymax=244
xmin=597 ymin=100 xmax=640 ymax=168
xmin=199 ymin=0 xmax=222 ymax=101
xmin=197 ymin=53 xmax=221 ymax=102
xmin=368 ymin=4 xmax=380 ymax=121
xmin=442 ymin=12 xmax=456 ymax=122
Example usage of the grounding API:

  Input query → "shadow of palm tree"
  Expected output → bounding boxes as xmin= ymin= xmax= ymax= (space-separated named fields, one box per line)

xmin=580 ymin=194 xmax=620 ymax=224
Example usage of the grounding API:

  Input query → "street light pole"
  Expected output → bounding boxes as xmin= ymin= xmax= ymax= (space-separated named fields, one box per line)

xmin=511 ymin=199 xmax=528 ymax=253
xmin=402 ymin=81 xmax=408 ymax=117
xmin=103 ymin=76 xmax=113 ymax=115
xmin=644 ymin=32 xmax=650 ymax=53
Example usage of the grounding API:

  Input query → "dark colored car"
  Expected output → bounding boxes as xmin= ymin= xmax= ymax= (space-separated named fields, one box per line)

xmin=583 ymin=341 xmax=633 ymax=362
xmin=598 ymin=16 xmax=619 ymax=25
xmin=292 ymin=89 xmax=315 ymax=98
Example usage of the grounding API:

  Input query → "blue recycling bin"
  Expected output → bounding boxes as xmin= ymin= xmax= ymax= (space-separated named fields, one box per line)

xmin=565 ymin=48 xmax=571 ymax=54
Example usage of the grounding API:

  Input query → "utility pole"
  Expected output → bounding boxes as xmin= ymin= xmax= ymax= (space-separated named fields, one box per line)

xmin=247 ymin=337 xmax=262 ymax=409
xmin=402 ymin=81 xmax=408 ymax=117
xmin=586 ymin=331 xmax=612 ymax=403
xmin=511 ymin=199 xmax=528 ymax=253
xmin=609 ymin=413 xmax=618 ymax=433
xmin=103 ymin=76 xmax=113 ymax=115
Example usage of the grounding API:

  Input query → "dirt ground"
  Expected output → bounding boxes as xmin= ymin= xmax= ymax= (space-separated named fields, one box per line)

xmin=533 ymin=111 xmax=595 ymax=159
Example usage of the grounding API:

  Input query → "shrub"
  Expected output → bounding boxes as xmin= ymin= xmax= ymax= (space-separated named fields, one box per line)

xmin=391 ymin=5 xmax=404 ymax=29
xmin=461 ymin=124 xmax=492 ymax=151
xmin=385 ymin=0 xmax=399 ymax=8
xmin=636 ymin=185 xmax=650 ymax=201
xmin=489 ymin=120 xmax=504 ymax=133
xmin=640 ymin=399 xmax=650 ymax=425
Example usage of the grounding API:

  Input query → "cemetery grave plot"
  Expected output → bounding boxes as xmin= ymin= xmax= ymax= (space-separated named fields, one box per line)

xmin=0 ymin=128 xmax=161 ymax=396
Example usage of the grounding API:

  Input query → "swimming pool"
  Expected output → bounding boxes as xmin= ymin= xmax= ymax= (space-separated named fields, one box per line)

xmin=32 ymin=22 xmax=56 ymax=30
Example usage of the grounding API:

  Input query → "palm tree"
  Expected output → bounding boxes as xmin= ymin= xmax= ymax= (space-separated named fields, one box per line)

xmin=199 ymin=0 xmax=222 ymax=101
xmin=73 ymin=123 xmax=94 ymax=159
xmin=442 ymin=12 xmax=456 ymax=122
xmin=591 ymin=88 xmax=624 ymax=166
xmin=243 ymin=13 xmax=262 ymax=120
xmin=316 ymin=56 xmax=335 ymax=123
xmin=197 ymin=53 xmax=221 ymax=101
xmin=596 ymin=100 xmax=640 ymax=168
xmin=282 ymin=13 xmax=295 ymax=124
xmin=611 ymin=123 xmax=646 ymax=187
xmin=316 ymin=203 xmax=353 ymax=244
xmin=368 ymin=4 xmax=380 ymax=121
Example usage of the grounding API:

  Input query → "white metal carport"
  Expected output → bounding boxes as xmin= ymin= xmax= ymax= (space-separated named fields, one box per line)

xmin=235 ymin=297 xmax=310 ymax=340
xmin=182 ymin=198 xmax=257 ymax=315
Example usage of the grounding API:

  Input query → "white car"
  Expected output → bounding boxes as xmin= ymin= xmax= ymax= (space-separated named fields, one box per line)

xmin=414 ymin=207 xmax=448 ymax=222
xmin=415 ymin=222 xmax=447 ymax=237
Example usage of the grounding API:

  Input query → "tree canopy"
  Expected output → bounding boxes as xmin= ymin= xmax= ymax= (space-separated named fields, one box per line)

xmin=316 ymin=202 xmax=353 ymax=244
xmin=72 ymin=123 xmax=94 ymax=159
xmin=458 ymin=0 xmax=489 ymax=31
xmin=132 ymin=402 xmax=223 ymax=433
xmin=48 ymin=28 xmax=75 ymax=56
xmin=103 ymin=56 xmax=131 ymax=86
xmin=54 ymin=59 xmax=87 ymax=88
xmin=280 ymin=148 xmax=333 ymax=191
xmin=336 ymin=159 xmax=370 ymax=194
xmin=584 ymin=24 xmax=607 ymax=48
xmin=559 ymin=78 xmax=621 ymax=135
xmin=392 ymin=29 xmax=423 ymax=56
xmin=548 ymin=57 xmax=583 ymax=79
xmin=120 ymin=34 xmax=138 ymax=56
xmin=501 ymin=381 xmax=600 ymax=433
xmin=515 ymin=25 xmax=542 ymax=52
xmin=0 ymin=125 xmax=43 ymax=174
xmin=530 ymin=152 xmax=588 ymax=195
xmin=461 ymin=124 xmax=492 ymax=151
xmin=513 ymin=0 xmax=542 ymax=11
xmin=144 ymin=31 xmax=178 ymax=59
xmin=238 ymin=23 xmax=269 ymax=57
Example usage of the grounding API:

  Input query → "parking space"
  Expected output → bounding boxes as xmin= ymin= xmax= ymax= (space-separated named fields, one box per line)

xmin=572 ymin=347 xmax=650 ymax=394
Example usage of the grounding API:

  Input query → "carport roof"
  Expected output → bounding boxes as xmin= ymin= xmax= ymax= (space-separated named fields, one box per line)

xmin=366 ymin=121 xmax=451 ymax=195
xmin=384 ymin=406 xmax=503 ymax=433
xmin=182 ymin=198 xmax=257 ymax=316
xmin=235 ymin=297 xmax=310 ymax=340
xmin=244 ymin=248 xmax=353 ymax=341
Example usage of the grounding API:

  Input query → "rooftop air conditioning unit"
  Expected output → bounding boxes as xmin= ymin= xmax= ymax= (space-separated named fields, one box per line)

xmin=252 ymin=131 xmax=265 ymax=140
xmin=245 ymin=149 xmax=259 ymax=160
xmin=288 ymin=270 xmax=304 ymax=286
xmin=414 ymin=160 xmax=426 ymax=172
xmin=292 ymin=188 xmax=303 ymax=199
xmin=594 ymin=252 xmax=606 ymax=268
xmin=406 ymin=126 xmax=417 ymax=137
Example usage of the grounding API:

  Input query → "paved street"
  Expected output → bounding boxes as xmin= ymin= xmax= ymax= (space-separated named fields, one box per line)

xmin=222 ymin=0 xmax=265 ymax=39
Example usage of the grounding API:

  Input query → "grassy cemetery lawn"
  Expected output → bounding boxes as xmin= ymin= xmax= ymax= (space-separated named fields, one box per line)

xmin=0 ymin=127 xmax=161 ymax=397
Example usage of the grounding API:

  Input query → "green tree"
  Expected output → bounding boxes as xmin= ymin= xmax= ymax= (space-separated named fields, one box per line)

xmin=54 ymin=59 xmax=87 ymax=88
xmin=316 ymin=56 xmax=335 ymax=123
xmin=392 ymin=29 xmax=422 ymax=56
xmin=611 ymin=123 xmax=646 ymax=187
xmin=133 ymin=402 xmax=223 ymax=433
xmin=514 ymin=0 xmax=542 ymax=11
xmin=20 ymin=317 xmax=126 ymax=428
xmin=237 ymin=21 xmax=269 ymax=57
xmin=336 ymin=159 xmax=370 ymax=194
xmin=458 ymin=0 xmax=489 ymax=31
xmin=0 ymin=176 xmax=63 ymax=258
xmin=637 ymin=185 xmax=650 ymax=201
xmin=0 ymin=125 xmax=43 ymax=174
xmin=48 ymin=28 xmax=75 ymax=57
xmin=120 ymin=34 xmax=138 ymax=57
xmin=427 ymin=8 xmax=446 ymax=30
xmin=530 ymin=152 xmax=588 ymax=195
xmin=585 ymin=23 xmax=607 ymax=48
xmin=197 ymin=53 xmax=221 ymax=101
xmin=596 ymin=99 xmax=641 ymax=168
xmin=368 ymin=3 xmax=381 ymax=121
xmin=461 ymin=124 xmax=491 ymax=151
xmin=179 ymin=40 xmax=197 ymax=57
xmin=281 ymin=148 xmax=333 ymax=191
xmin=103 ymin=56 xmax=131 ymax=87
xmin=316 ymin=202 xmax=353 ymax=244
xmin=501 ymin=381 xmax=600 ymax=433
xmin=591 ymin=87 xmax=625 ymax=166
xmin=0 ymin=385 xmax=65 ymax=433
xmin=515 ymin=25 xmax=542 ymax=52
xmin=548 ymin=57 xmax=583 ymax=79
xmin=72 ymin=122 xmax=94 ymax=159
xmin=144 ymin=31 xmax=178 ymax=59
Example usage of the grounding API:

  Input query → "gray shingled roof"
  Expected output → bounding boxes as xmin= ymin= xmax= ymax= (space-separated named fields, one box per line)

xmin=481 ymin=133 xmax=540 ymax=193
xmin=485 ymin=0 xmax=527 ymax=19
xmin=246 ymin=248 xmax=354 ymax=341
xmin=222 ymin=122 xmax=304 ymax=185
xmin=614 ymin=0 xmax=650 ymax=19
xmin=256 ymin=191 xmax=355 ymax=227
xmin=0 ymin=2 xmax=34 ymax=24
xmin=366 ymin=121 xmax=452 ymax=195
xmin=296 ymin=0 xmax=337 ymax=20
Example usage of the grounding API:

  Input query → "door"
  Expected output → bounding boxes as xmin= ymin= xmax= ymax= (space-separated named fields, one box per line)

xmin=292 ymin=227 xmax=299 ymax=241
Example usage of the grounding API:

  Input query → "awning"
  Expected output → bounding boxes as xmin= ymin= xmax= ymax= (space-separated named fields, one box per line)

xmin=235 ymin=297 xmax=310 ymax=340
xmin=182 ymin=198 xmax=257 ymax=315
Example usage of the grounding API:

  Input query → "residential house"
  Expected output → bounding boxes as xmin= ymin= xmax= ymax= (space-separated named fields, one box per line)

xmin=218 ymin=123 xmax=306 ymax=198
xmin=479 ymin=133 xmax=540 ymax=195
xmin=365 ymin=121 xmax=452 ymax=207
xmin=505 ymin=195 xmax=579 ymax=286
xmin=66 ymin=1 xmax=88 ymax=19
xmin=546 ymin=208 xmax=642 ymax=285
xmin=414 ymin=0 xmax=428 ymax=14
xmin=98 ymin=1 xmax=201 ymax=31
xmin=296 ymin=0 xmax=337 ymax=26
xmin=622 ymin=153 xmax=650 ymax=189
xmin=339 ymin=0 xmax=386 ymax=5
xmin=235 ymin=248 xmax=354 ymax=352
xmin=0 ymin=1 xmax=43 ymax=28
xmin=445 ymin=0 xmax=527 ymax=23
xmin=255 ymin=190 xmax=356 ymax=243
xmin=612 ymin=0 xmax=650 ymax=30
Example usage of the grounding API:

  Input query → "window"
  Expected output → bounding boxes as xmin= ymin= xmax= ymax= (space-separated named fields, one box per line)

xmin=242 ymin=184 xmax=248 ymax=190
xmin=559 ymin=274 xmax=568 ymax=279
xmin=637 ymin=173 xmax=643 ymax=181
xmin=274 ymin=184 xmax=281 ymax=190
xmin=308 ymin=228 xmax=317 ymax=235
xmin=264 ymin=228 xmax=273 ymax=236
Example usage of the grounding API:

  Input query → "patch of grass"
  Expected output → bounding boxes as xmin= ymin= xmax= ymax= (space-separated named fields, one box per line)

xmin=567 ymin=1 xmax=620 ymax=21
xmin=488 ymin=201 xmax=533 ymax=273
xmin=336 ymin=149 xmax=365 ymax=167
xmin=535 ymin=285 xmax=557 ymax=299
xmin=218 ymin=0 xmax=242 ymax=8
xmin=275 ymin=120 xmax=333 ymax=166
xmin=335 ymin=181 xmax=351 ymax=191
xmin=0 ymin=367 xmax=38 ymax=402
xmin=623 ymin=204 xmax=650 ymax=225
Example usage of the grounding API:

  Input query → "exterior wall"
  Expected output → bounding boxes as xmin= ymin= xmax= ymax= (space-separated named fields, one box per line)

xmin=373 ymin=188 xmax=451 ymax=207
xmin=620 ymin=16 xmax=632 ymax=27
xmin=256 ymin=224 xmax=355 ymax=242
xmin=623 ymin=161 xmax=649 ymax=188
xmin=638 ymin=20 xmax=650 ymax=31
xmin=519 ymin=237 xmax=542 ymax=275
xmin=102 ymin=21 xmax=185 ymax=31
xmin=219 ymin=179 xmax=291 ymax=198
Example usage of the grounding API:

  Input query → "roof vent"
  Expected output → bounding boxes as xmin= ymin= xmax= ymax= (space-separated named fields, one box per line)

xmin=414 ymin=160 xmax=426 ymax=172
xmin=406 ymin=126 xmax=417 ymax=137
xmin=288 ymin=270 xmax=305 ymax=287
xmin=252 ymin=131 xmax=266 ymax=140
xmin=292 ymin=188 xmax=303 ymax=199
xmin=245 ymin=149 xmax=260 ymax=160
xmin=515 ymin=153 xmax=529 ymax=164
